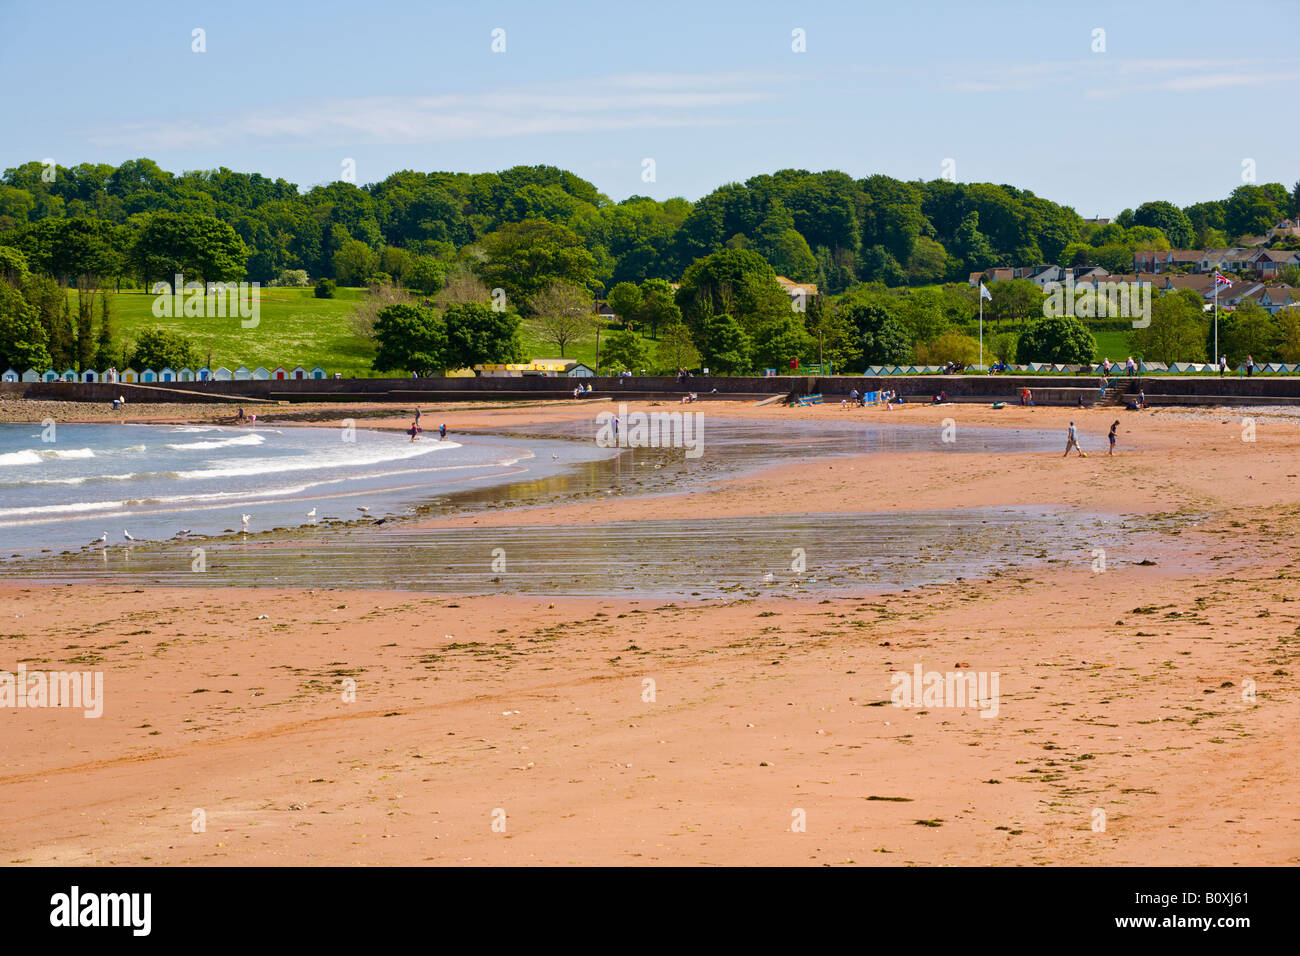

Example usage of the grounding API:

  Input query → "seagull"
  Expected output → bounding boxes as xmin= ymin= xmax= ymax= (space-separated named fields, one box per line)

xmin=123 ymin=530 xmax=135 ymax=541
xmin=552 ymin=453 xmax=559 ymax=459
xmin=356 ymin=506 xmax=369 ymax=513
xmin=241 ymin=514 xmax=251 ymax=529
xmin=306 ymin=508 xmax=317 ymax=520
xmin=93 ymin=532 xmax=107 ymax=545
xmin=178 ymin=529 xmax=191 ymax=536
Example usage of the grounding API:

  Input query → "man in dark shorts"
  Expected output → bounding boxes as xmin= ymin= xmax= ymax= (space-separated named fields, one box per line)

xmin=1108 ymin=420 xmax=1119 ymax=455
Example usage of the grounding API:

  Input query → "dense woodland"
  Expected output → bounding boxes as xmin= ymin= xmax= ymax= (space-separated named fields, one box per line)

xmin=2 ymin=159 xmax=1299 ymax=375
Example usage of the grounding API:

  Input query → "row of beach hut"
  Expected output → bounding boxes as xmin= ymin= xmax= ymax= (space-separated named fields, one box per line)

xmin=2 ymin=365 xmax=330 ymax=384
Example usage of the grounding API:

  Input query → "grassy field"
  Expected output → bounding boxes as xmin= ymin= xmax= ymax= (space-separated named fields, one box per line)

xmin=84 ymin=286 xmax=606 ymax=376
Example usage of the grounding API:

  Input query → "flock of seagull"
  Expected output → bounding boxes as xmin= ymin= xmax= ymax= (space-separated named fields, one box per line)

xmin=91 ymin=505 xmax=374 ymax=547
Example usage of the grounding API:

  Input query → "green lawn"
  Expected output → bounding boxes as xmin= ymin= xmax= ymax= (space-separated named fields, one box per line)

xmin=1091 ymin=330 xmax=1133 ymax=363
xmin=89 ymin=286 xmax=611 ymax=376
xmin=87 ymin=286 xmax=377 ymax=376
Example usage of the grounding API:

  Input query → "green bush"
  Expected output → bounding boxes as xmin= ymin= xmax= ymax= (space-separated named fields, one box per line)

xmin=314 ymin=278 xmax=336 ymax=299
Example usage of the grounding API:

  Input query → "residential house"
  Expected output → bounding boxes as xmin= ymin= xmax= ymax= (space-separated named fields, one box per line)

xmin=1132 ymin=249 xmax=1200 ymax=273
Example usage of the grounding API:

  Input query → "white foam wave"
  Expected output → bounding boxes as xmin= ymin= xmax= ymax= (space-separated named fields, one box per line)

xmin=174 ymin=440 xmax=449 ymax=480
xmin=0 ymin=447 xmax=95 ymax=466
xmin=165 ymin=433 xmax=266 ymax=451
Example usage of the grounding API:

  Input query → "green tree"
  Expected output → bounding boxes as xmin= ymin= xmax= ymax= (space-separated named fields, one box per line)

xmin=653 ymin=322 xmax=701 ymax=372
xmin=406 ymin=256 xmax=447 ymax=296
xmin=753 ymin=315 xmax=816 ymax=370
xmin=675 ymin=248 xmax=790 ymax=335
xmin=314 ymin=278 xmax=336 ymax=298
xmin=372 ymin=304 xmax=447 ymax=376
xmin=95 ymin=290 xmax=115 ymax=370
xmin=129 ymin=328 xmax=198 ymax=371
xmin=1131 ymin=290 xmax=1207 ymax=364
xmin=1133 ymin=201 xmax=1195 ymax=248
xmin=696 ymin=312 xmax=752 ymax=374
xmin=637 ymin=278 xmax=681 ymax=336
xmin=444 ymin=301 xmax=523 ymax=370
xmin=131 ymin=212 xmax=248 ymax=286
xmin=333 ymin=239 xmax=379 ymax=285
xmin=530 ymin=279 xmax=594 ymax=358
xmin=0 ymin=282 xmax=51 ymax=372
xmin=1217 ymin=300 xmax=1280 ymax=365
xmin=1015 ymin=315 xmax=1096 ymax=365
xmin=476 ymin=219 xmax=596 ymax=308
xmin=837 ymin=295 xmax=911 ymax=366
xmin=601 ymin=328 xmax=651 ymax=373
xmin=606 ymin=282 xmax=643 ymax=326
xmin=914 ymin=331 xmax=980 ymax=366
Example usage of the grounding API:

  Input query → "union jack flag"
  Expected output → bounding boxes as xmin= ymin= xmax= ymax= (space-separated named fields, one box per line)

xmin=1214 ymin=273 xmax=1233 ymax=288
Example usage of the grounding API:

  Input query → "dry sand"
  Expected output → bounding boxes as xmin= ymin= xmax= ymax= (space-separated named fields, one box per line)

xmin=1 ymin=397 xmax=1298 ymax=865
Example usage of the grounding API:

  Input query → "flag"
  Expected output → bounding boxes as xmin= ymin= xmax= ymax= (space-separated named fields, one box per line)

xmin=1214 ymin=273 xmax=1233 ymax=288
xmin=979 ymin=282 xmax=993 ymax=301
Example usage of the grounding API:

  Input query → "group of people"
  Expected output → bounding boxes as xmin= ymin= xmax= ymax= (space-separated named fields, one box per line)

xmin=572 ymin=382 xmax=594 ymax=398
xmin=841 ymin=389 xmax=898 ymax=408
xmin=408 ymin=408 xmax=446 ymax=442
xmin=234 ymin=407 xmax=256 ymax=425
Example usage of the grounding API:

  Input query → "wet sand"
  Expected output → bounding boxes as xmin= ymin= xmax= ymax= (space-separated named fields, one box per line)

xmin=1 ymin=397 xmax=1298 ymax=865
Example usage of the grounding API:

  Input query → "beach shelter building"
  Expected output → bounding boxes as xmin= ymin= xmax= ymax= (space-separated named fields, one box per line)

xmin=234 ymin=366 xmax=251 ymax=380
xmin=82 ymin=369 xmax=99 ymax=382
xmin=273 ymin=366 xmax=288 ymax=380
xmin=42 ymin=369 xmax=59 ymax=381
xmin=310 ymin=366 xmax=326 ymax=379
xmin=213 ymin=366 xmax=233 ymax=381
xmin=179 ymin=367 xmax=195 ymax=381
xmin=21 ymin=369 xmax=39 ymax=382
xmin=65 ymin=368 xmax=81 ymax=381
xmin=291 ymin=365 xmax=307 ymax=379
xmin=2 ymin=369 xmax=16 ymax=382
xmin=160 ymin=367 xmax=175 ymax=382
xmin=197 ymin=367 xmax=211 ymax=381
xmin=252 ymin=367 xmax=270 ymax=380
xmin=141 ymin=369 xmax=156 ymax=383
xmin=121 ymin=368 xmax=137 ymax=383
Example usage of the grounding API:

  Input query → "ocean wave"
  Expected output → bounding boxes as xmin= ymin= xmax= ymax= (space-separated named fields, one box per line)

xmin=165 ymin=433 xmax=266 ymax=451
xmin=173 ymin=440 xmax=449 ymax=480
xmin=0 ymin=447 xmax=96 ymax=466
xmin=123 ymin=444 xmax=147 ymax=453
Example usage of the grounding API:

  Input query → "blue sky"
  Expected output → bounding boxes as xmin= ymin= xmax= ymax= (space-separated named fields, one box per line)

xmin=2 ymin=0 xmax=1297 ymax=214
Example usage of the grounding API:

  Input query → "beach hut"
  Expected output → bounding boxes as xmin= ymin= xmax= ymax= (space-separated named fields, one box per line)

xmin=1 ymin=369 xmax=16 ymax=383
xmin=291 ymin=365 xmax=307 ymax=380
xmin=862 ymin=367 xmax=879 ymax=376
xmin=272 ymin=366 xmax=288 ymax=380
xmin=234 ymin=366 xmax=251 ymax=380
xmin=121 ymin=368 xmax=137 ymax=383
xmin=82 ymin=369 xmax=99 ymax=383
xmin=196 ymin=366 xmax=211 ymax=382
xmin=252 ymin=367 xmax=270 ymax=380
xmin=179 ymin=367 xmax=195 ymax=382
xmin=141 ymin=369 xmax=156 ymax=383
xmin=160 ymin=367 xmax=175 ymax=382
xmin=42 ymin=369 xmax=58 ymax=382
xmin=21 ymin=369 xmax=39 ymax=382
xmin=213 ymin=366 xmax=233 ymax=381
xmin=310 ymin=366 xmax=326 ymax=379
xmin=62 ymin=368 xmax=77 ymax=381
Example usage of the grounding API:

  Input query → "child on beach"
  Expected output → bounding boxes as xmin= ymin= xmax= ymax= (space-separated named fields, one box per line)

xmin=439 ymin=423 xmax=447 ymax=440
xmin=1108 ymin=420 xmax=1119 ymax=455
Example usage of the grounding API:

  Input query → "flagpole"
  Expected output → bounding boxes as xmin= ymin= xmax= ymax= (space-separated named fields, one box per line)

xmin=1214 ymin=280 xmax=1219 ymax=363
xmin=979 ymin=294 xmax=984 ymax=367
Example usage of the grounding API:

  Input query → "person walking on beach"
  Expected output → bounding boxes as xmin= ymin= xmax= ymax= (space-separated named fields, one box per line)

xmin=1219 ymin=354 xmax=1228 ymax=377
xmin=439 ymin=423 xmax=446 ymax=440
xmin=414 ymin=408 xmax=421 ymax=428
xmin=1064 ymin=421 xmax=1086 ymax=457
xmin=1246 ymin=354 xmax=1254 ymax=377
xmin=1108 ymin=420 xmax=1119 ymax=455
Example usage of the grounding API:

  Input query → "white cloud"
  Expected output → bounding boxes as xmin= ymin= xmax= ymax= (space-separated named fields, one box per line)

xmin=85 ymin=73 xmax=785 ymax=151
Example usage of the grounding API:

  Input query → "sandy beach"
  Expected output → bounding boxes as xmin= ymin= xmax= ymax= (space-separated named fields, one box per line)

xmin=2 ymin=397 xmax=1298 ymax=865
